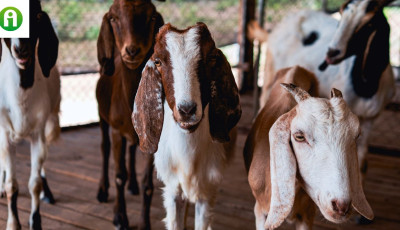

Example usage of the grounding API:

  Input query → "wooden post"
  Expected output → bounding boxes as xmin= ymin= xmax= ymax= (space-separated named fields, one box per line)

xmin=238 ymin=0 xmax=255 ymax=93
xmin=321 ymin=0 xmax=328 ymax=12
xmin=252 ymin=0 xmax=266 ymax=117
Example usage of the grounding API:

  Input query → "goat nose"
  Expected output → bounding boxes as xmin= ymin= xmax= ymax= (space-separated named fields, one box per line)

xmin=126 ymin=46 xmax=140 ymax=57
xmin=331 ymin=199 xmax=351 ymax=216
xmin=178 ymin=102 xmax=197 ymax=117
xmin=327 ymin=48 xmax=341 ymax=58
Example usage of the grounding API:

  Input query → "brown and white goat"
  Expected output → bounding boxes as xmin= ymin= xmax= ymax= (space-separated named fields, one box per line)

xmin=250 ymin=2 xmax=395 ymax=223
xmin=96 ymin=0 xmax=164 ymax=229
xmin=132 ymin=23 xmax=241 ymax=230
xmin=244 ymin=66 xmax=373 ymax=230
xmin=0 ymin=1 xmax=60 ymax=229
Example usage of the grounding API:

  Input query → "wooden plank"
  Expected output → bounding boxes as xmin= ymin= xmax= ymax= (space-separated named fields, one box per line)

xmin=0 ymin=93 xmax=398 ymax=230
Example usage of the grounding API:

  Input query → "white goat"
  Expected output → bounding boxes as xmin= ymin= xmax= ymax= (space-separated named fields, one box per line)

xmin=250 ymin=0 xmax=395 ymax=196
xmin=244 ymin=66 xmax=373 ymax=230
xmin=132 ymin=23 xmax=241 ymax=230
xmin=0 ymin=3 xmax=60 ymax=230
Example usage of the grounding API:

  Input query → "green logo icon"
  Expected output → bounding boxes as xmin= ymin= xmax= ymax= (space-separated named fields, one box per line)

xmin=0 ymin=7 xmax=23 ymax=31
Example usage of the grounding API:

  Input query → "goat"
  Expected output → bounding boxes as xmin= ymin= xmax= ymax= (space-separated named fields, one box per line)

xmin=0 ymin=1 xmax=60 ymax=229
xmin=250 ymin=0 xmax=395 ymax=215
xmin=132 ymin=22 xmax=241 ymax=230
xmin=243 ymin=66 xmax=374 ymax=230
xmin=96 ymin=0 xmax=164 ymax=229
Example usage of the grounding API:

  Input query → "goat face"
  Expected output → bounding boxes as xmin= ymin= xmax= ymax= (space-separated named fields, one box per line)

xmin=325 ymin=0 xmax=393 ymax=64
xmin=0 ymin=1 xmax=58 ymax=88
xmin=154 ymin=23 xmax=208 ymax=132
xmin=97 ymin=0 xmax=164 ymax=75
xmin=132 ymin=23 xmax=241 ymax=154
xmin=266 ymin=84 xmax=373 ymax=229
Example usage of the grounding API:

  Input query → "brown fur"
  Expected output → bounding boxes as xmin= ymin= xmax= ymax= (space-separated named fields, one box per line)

xmin=96 ymin=0 xmax=164 ymax=229
xmin=243 ymin=66 xmax=319 ymax=227
xmin=133 ymin=22 xmax=242 ymax=155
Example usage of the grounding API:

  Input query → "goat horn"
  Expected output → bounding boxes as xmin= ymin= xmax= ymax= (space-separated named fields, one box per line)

xmin=280 ymin=83 xmax=310 ymax=103
xmin=330 ymin=88 xmax=343 ymax=98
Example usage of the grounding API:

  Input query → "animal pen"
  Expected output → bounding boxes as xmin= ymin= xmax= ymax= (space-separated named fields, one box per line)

xmin=0 ymin=0 xmax=399 ymax=229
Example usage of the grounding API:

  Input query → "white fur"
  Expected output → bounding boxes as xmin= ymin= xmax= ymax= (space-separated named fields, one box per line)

xmin=261 ymin=9 xmax=395 ymax=192
xmin=0 ymin=38 xmax=60 ymax=230
xmin=166 ymin=27 xmax=203 ymax=122
xmin=328 ymin=0 xmax=371 ymax=60
xmin=264 ymin=10 xmax=395 ymax=117
xmin=155 ymin=102 xmax=228 ymax=230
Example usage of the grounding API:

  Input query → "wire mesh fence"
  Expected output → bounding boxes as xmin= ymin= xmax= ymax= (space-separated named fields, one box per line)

xmin=41 ymin=0 xmax=400 ymax=126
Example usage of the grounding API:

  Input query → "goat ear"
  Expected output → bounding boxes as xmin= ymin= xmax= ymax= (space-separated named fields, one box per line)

xmin=132 ymin=60 xmax=164 ymax=154
xmin=38 ymin=12 xmax=59 ymax=78
xmin=265 ymin=111 xmax=297 ymax=229
xmin=330 ymin=88 xmax=343 ymax=98
xmin=209 ymin=49 xmax=241 ymax=142
xmin=97 ymin=13 xmax=115 ymax=76
xmin=348 ymin=146 xmax=374 ymax=220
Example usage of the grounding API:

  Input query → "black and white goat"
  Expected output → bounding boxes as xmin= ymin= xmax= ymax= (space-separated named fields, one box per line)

xmin=251 ymin=0 xmax=396 ymax=190
xmin=132 ymin=23 xmax=241 ymax=230
xmin=0 ymin=1 xmax=60 ymax=229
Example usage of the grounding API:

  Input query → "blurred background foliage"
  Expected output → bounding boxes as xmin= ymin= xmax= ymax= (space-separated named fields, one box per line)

xmin=41 ymin=0 xmax=399 ymax=73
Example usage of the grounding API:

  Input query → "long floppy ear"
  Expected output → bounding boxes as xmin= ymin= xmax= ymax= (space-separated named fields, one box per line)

xmin=132 ymin=60 xmax=164 ymax=154
xmin=38 ymin=12 xmax=59 ymax=77
xmin=348 ymin=141 xmax=374 ymax=220
xmin=209 ymin=49 xmax=241 ymax=142
xmin=265 ymin=111 xmax=297 ymax=229
xmin=97 ymin=13 xmax=115 ymax=76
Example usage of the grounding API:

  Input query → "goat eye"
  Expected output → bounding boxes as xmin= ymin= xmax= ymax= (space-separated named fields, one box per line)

xmin=294 ymin=133 xmax=306 ymax=142
xmin=154 ymin=58 xmax=161 ymax=67
xmin=110 ymin=17 xmax=115 ymax=22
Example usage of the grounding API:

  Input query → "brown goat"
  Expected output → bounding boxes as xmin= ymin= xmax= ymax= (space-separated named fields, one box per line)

xmin=96 ymin=0 xmax=164 ymax=229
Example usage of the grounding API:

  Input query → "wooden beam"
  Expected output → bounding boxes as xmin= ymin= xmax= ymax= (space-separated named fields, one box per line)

xmin=238 ymin=0 xmax=255 ymax=93
xmin=252 ymin=0 xmax=267 ymax=117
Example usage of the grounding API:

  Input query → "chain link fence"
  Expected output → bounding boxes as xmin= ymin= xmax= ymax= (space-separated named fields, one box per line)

xmin=41 ymin=0 xmax=400 ymax=126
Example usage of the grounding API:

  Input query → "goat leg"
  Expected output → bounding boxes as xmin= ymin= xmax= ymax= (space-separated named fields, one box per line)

xmin=1 ymin=138 xmax=21 ymax=230
xmin=40 ymin=168 xmax=55 ymax=204
xmin=138 ymin=154 xmax=154 ymax=230
xmin=127 ymin=144 xmax=140 ymax=195
xmin=97 ymin=118 xmax=111 ymax=203
xmin=29 ymin=132 xmax=49 ymax=230
xmin=112 ymin=131 xmax=129 ymax=230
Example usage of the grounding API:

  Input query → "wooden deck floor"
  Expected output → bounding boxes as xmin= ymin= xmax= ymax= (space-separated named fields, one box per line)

xmin=1 ymin=93 xmax=400 ymax=230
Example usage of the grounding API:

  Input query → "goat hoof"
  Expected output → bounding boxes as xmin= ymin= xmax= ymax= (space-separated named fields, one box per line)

xmin=113 ymin=213 xmax=129 ymax=230
xmin=0 ymin=191 xmax=5 ymax=198
xmin=41 ymin=195 xmax=55 ymax=204
xmin=40 ymin=176 xmax=55 ymax=204
xmin=40 ymin=189 xmax=55 ymax=204
xmin=355 ymin=215 xmax=374 ymax=225
xmin=30 ymin=211 xmax=42 ymax=230
xmin=127 ymin=181 xmax=139 ymax=195
xmin=97 ymin=187 xmax=108 ymax=203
